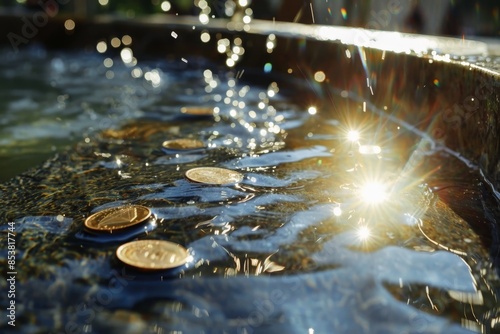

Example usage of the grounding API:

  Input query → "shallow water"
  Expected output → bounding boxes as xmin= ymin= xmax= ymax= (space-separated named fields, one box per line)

xmin=0 ymin=49 xmax=499 ymax=333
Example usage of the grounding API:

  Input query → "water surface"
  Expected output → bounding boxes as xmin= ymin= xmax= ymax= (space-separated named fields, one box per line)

xmin=0 ymin=48 xmax=499 ymax=333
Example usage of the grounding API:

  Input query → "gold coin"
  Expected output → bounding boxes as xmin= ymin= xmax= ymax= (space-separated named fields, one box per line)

xmin=116 ymin=240 xmax=189 ymax=270
xmin=84 ymin=205 xmax=151 ymax=232
xmin=185 ymin=167 xmax=243 ymax=185
xmin=162 ymin=138 xmax=205 ymax=150
xmin=180 ymin=106 xmax=214 ymax=116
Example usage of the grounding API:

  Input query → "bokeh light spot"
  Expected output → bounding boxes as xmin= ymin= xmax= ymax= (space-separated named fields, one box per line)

xmin=161 ymin=1 xmax=171 ymax=12
xmin=314 ymin=71 xmax=326 ymax=82
xmin=64 ymin=19 xmax=75 ymax=31
xmin=96 ymin=41 xmax=107 ymax=53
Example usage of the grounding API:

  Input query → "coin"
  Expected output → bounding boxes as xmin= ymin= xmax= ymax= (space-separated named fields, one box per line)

xmin=84 ymin=205 xmax=151 ymax=232
xmin=185 ymin=167 xmax=243 ymax=185
xmin=116 ymin=240 xmax=190 ymax=270
xmin=162 ymin=138 xmax=205 ymax=151
xmin=180 ymin=106 xmax=214 ymax=116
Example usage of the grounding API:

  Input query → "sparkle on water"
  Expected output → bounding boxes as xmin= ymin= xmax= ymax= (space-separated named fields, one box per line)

xmin=360 ymin=181 xmax=388 ymax=205
xmin=347 ymin=129 xmax=360 ymax=142
xmin=356 ymin=226 xmax=372 ymax=242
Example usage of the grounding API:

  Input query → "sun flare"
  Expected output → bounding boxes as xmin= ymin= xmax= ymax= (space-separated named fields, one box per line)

xmin=360 ymin=181 xmax=388 ymax=204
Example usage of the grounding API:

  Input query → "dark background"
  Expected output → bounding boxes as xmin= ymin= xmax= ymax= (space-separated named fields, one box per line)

xmin=0 ymin=0 xmax=499 ymax=37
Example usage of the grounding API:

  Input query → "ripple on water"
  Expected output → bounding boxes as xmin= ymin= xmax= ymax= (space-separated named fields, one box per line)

xmin=224 ymin=145 xmax=332 ymax=168
xmin=241 ymin=170 xmax=322 ymax=188
xmin=139 ymin=179 xmax=249 ymax=203
xmin=154 ymin=153 xmax=207 ymax=165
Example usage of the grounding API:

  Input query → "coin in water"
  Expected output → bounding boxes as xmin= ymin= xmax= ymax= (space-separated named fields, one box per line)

xmin=116 ymin=240 xmax=190 ymax=270
xmin=185 ymin=167 xmax=243 ymax=185
xmin=84 ymin=205 xmax=151 ymax=232
xmin=162 ymin=138 xmax=205 ymax=151
xmin=180 ymin=106 xmax=214 ymax=116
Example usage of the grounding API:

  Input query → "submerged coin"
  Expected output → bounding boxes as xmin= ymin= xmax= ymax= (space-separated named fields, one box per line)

xmin=180 ymin=106 xmax=214 ymax=116
xmin=185 ymin=167 xmax=243 ymax=185
xmin=84 ymin=205 xmax=151 ymax=232
xmin=116 ymin=240 xmax=189 ymax=270
xmin=162 ymin=138 xmax=205 ymax=151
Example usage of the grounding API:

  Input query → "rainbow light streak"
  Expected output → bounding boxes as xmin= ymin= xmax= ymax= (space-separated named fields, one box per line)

xmin=341 ymin=8 xmax=347 ymax=20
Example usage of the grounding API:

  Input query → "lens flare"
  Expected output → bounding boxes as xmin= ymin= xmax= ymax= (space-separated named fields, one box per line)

xmin=360 ymin=181 xmax=387 ymax=204
xmin=341 ymin=8 xmax=347 ymax=20
xmin=347 ymin=130 xmax=360 ymax=142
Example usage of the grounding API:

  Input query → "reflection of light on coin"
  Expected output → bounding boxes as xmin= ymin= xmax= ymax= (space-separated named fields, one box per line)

xmin=359 ymin=145 xmax=381 ymax=155
xmin=116 ymin=240 xmax=190 ymax=270
xmin=180 ymin=106 xmax=214 ymax=116
xmin=84 ymin=205 xmax=151 ymax=232
xmin=162 ymin=138 xmax=205 ymax=151
xmin=185 ymin=167 xmax=243 ymax=185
